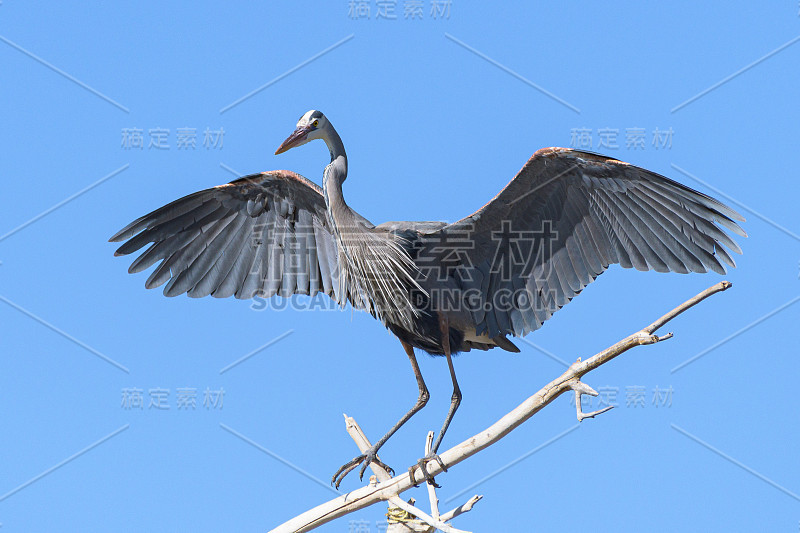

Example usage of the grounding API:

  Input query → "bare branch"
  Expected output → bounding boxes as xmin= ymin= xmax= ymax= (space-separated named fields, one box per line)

xmin=570 ymin=380 xmax=615 ymax=421
xmin=644 ymin=281 xmax=731 ymax=334
xmin=345 ymin=417 xmax=471 ymax=533
xmin=343 ymin=414 xmax=393 ymax=483
xmin=269 ymin=282 xmax=732 ymax=532
xmin=385 ymin=496 xmax=466 ymax=533
xmin=424 ymin=432 xmax=440 ymax=521
xmin=440 ymin=495 xmax=483 ymax=523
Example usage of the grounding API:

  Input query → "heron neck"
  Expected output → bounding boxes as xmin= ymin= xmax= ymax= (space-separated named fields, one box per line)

xmin=323 ymin=157 xmax=346 ymax=202
xmin=322 ymin=126 xmax=349 ymax=216
xmin=325 ymin=126 xmax=346 ymax=165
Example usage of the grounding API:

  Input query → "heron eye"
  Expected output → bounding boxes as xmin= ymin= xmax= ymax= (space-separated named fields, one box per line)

xmin=312 ymin=120 xmax=319 ymax=128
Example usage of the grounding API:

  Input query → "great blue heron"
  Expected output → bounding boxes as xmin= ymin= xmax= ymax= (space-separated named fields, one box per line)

xmin=110 ymin=109 xmax=745 ymax=488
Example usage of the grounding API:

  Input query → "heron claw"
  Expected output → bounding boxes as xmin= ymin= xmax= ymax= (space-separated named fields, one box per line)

xmin=331 ymin=446 xmax=393 ymax=489
xmin=409 ymin=452 xmax=446 ymax=488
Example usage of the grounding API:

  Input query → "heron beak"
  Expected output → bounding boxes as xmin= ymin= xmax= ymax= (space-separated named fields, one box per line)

xmin=275 ymin=124 xmax=313 ymax=155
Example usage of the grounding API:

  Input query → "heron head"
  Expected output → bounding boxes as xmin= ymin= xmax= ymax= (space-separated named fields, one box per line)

xmin=275 ymin=110 xmax=327 ymax=155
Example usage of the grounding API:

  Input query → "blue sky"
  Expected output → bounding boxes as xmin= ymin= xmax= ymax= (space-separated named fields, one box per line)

xmin=1 ymin=1 xmax=799 ymax=531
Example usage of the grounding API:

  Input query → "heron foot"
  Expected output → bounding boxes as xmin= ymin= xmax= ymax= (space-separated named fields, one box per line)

xmin=331 ymin=446 xmax=394 ymax=489
xmin=408 ymin=452 xmax=447 ymax=488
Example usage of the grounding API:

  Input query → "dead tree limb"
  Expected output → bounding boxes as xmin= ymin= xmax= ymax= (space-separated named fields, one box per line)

xmin=270 ymin=281 xmax=732 ymax=532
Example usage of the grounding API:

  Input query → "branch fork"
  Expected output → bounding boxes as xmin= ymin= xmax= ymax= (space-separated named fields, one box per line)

xmin=344 ymin=417 xmax=479 ymax=533
xmin=570 ymin=380 xmax=614 ymax=421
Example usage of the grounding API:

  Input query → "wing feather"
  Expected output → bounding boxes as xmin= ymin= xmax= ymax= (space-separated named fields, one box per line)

xmin=426 ymin=148 xmax=745 ymax=340
xmin=190 ymin=216 xmax=256 ymax=298
xmin=110 ymin=170 xmax=343 ymax=304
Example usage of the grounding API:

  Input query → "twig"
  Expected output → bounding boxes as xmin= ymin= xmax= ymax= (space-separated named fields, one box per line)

xmin=440 ymin=495 xmax=483 ymax=523
xmin=269 ymin=282 xmax=732 ymax=532
xmin=424 ymin=432 xmax=440 ymax=522
xmin=571 ymin=380 xmax=614 ymax=421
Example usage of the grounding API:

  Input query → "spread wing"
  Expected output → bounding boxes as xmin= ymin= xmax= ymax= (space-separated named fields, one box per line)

xmin=110 ymin=170 xmax=345 ymax=301
xmin=424 ymin=148 xmax=746 ymax=339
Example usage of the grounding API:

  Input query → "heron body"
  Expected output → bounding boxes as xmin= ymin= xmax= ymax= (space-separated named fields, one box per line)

xmin=111 ymin=110 xmax=745 ymax=486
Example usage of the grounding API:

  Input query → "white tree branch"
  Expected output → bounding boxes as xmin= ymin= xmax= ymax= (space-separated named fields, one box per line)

xmin=439 ymin=495 xmax=482 ymax=523
xmin=423 ymin=432 xmax=440 ymax=522
xmin=571 ymin=380 xmax=615 ymax=421
xmin=270 ymin=281 xmax=732 ymax=532
xmin=345 ymin=417 xmax=473 ymax=533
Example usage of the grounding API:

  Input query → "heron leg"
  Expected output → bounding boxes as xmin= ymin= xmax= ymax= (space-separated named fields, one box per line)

xmin=432 ymin=348 xmax=461 ymax=453
xmin=331 ymin=340 xmax=429 ymax=489
xmin=412 ymin=315 xmax=460 ymax=487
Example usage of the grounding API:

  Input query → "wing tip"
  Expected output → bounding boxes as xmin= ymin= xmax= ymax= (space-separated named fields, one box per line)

xmin=533 ymin=146 xmax=570 ymax=158
xmin=492 ymin=335 xmax=521 ymax=353
xmin=108 ymin=230 xmax=128 ymax=243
